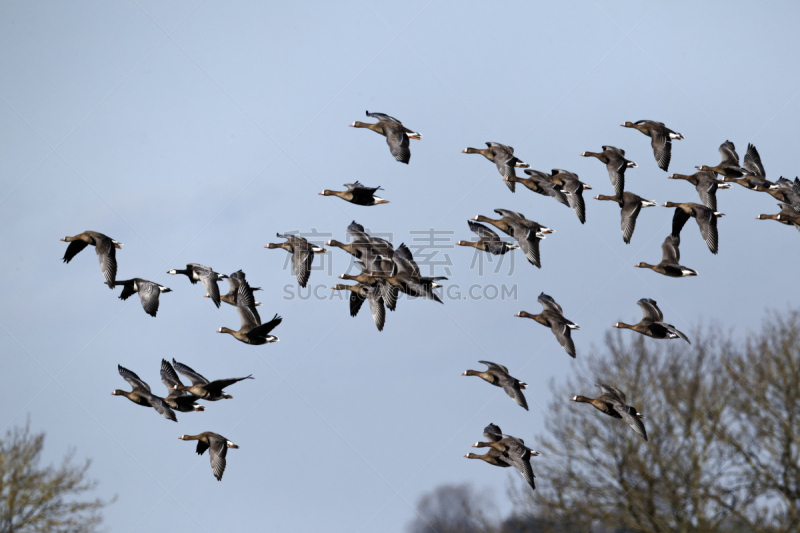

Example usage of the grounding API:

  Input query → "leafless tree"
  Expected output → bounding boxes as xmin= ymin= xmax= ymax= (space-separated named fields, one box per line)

xmin=0 ymin=421 xmax=111 ymax=533
xmin=406 ymin=482 xmax=496 ymax=533
xmin=714 ymin=311 xmax=800 ymax=532
xmin=509 ymin=329 xmax=761 ymax=533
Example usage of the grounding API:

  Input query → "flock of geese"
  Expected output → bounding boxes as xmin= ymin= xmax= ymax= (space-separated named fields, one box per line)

xmin=60 ymin=111 xmax=798 ymax=485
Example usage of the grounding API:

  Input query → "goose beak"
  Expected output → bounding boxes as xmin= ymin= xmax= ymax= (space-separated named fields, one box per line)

xmin=461 ymin=149 xmax=468 ymax=153
xmin=461 ymin=371 xmax=467 ymax=376
xmin=348 ymin=122 xmax=355 ymax=127
xmin=216 ymin=328 xmax=223 ymax=333
xmin=514 ymin=313 xmax=521 ymax=317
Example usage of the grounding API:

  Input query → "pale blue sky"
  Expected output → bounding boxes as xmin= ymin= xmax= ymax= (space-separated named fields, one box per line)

xmin=1 ymin=1 xmax=799 ymax=532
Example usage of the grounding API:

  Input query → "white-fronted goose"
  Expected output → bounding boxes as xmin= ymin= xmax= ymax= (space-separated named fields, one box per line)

xmin=217 ymin=282 xmax=282 ymax=345
xmin=330 ymin=283 xmax=386 ymax=331
xmin=60 ymin=231 xmax=121 ymax=288
xmin=462 ymin=361 xmax=528 ymax=410
xmin=570 ymin=383 xmax=647 ymax=441
xmin=756 ymin=203 xmax=800 ymax=231
xmin=470 ymin=424 xmax=539 ymax=490
xmin=504 ymin=169 xmax=570 ymax=206
xmin=326 ymin=221 xmax=394 ymax=261
xmin=349 ymin=111 xmax=420 ymax=164
xmin=170 ymin=358 xmax=253 ymax=400
xmin=112 ymin=364 xmax=176 ymax=421
xmin=621 ymin=120 xmax=683 ymax=171
xmin=667 ymin=170 xmax=730 ymax=211
xmin=484 ymin=209 xmax=553 ymax=268
xmin=662 ymin=202 xmax=724 ymax=254
xmin=550 ymin=169 xmax=590 ymax=224
xmin=462 ymin=142 xmax=529 ymax=192
xmin=463 ymin=447 xmax=513 ymax=467
xmin=113 ymin=279 xmax=171 ymax=317
xmin=367 ymin=242 xmax=446 ymax=303
xmin=167 ymin=264 xmax=227 ymax=308
xmin=210 ymin=270 xmax=262 ymax=307
xmin=723 ymin=143 xmax=773 ymax=189
xmin=696 ymin=140 xmax=748 ymax=178
xmin=593 ymin=192 xmax=657 ymax=244
xmin=456 ymin=220 xmax=519 ymax=255
xmin=265 ymin=233 xmax=325 ymax=288
xmin=613 ymin=298 xmax=690 ymax=343
xmin=580 ymin=146 xmax=636 ymax=198
xmin=515 ymin=292 xmax=580 ymax=357
xmin=160 ymin=359 xmax=205 ymax=412
xmin=767 ymin=177 xmax=800 ymax=210
xmin=319 ymin=182 xmax=389 ymax=206
xmin=178 ymin=432 xmax=238 ymax=481
xmin=339 ymin=257 xmax=398 ymax=312
xmin=635 ymin=235 xmax=697 ymax=277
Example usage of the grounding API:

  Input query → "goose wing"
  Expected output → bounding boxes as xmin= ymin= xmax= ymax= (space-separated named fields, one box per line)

xmin=349 ymin=288 xmax=366 ymax=317
xmin=494 ymin=156 xmax=517 ymax=191
xmin=207 ymin=435 xmax=229 ymax=481
xmin=537 ymin=293 xmax=563 ymax=315
xmin=562 ymin=180 xmax=586 ymax=224
xmin=366 ymin=111 xmax=402 ymax=124
xmin=393 ymin=243 xmax=420 ymax=276
xmin=661 ymin=235 xmax=680 ymax=264
xmin=366 ymin=287 xmax=386 ymax=331
xmin=468 ymin=220 xmax=501 ymax=241
xmin=118 ymin=364 xmax=151 ymax=392
xmin=610 ymin=400 xmax=648 ymax=441
xmin=172 ymin=359 xmax=210 ymax=386
xmin=670 ymin=207 xmax=692 ymax=239
xmin=743 ymin=143 xmax=765 ymax=176
xmin=378 ymin=280 xmax=398 ymax=312
xmin=695 ymin=179 xmax=718 ymax=211
xmin=501 ymin=381 xmax=529 ymax=410
xmin=385 ymin=124 xmax=410 ymax=164
xmin=204 ymin=375 xmax=253 ymax=397
xmin=62 ymin=240 xmax=89 ymax=263
xmin=550 ymin=320 xmax=576 ymax=358
xmin=197 ymin=270 xmax=222 ymax=308
xmin=693 ymin=206 xmax=719 ymax=254
xmin=483 ymin=423 xmax=503 ymax=442
xmin=516 ymin=229 xmax=541 ymax=268
xmin=246 ymin=314 xmax=283 ymax=341
xmin=291 ymin=246 xmax=313 ymax=288
xmin=596 ymin=383 xmax=627 ymax=403
xmin=235 ymin=282 xmax=261 ymax=328
xmin=719 ymin=141 xmax=739 ymax=165
xmin=650 ymin=133 xmax=671 ymax=171
xmin=148 ymin=396 xmax=177 ymax=422
xmin=137 ymin=281 xmax=161 ymax=317
xmin=93 ymin=236 xmax=118 ymax=287
xmin=637 ymin=298 xmax=663 ymax=323
xmin=479 ymin=360 xmax=509 ymax=373
xmin=620 ymin=198 xmax=642 ymax=244
xmin=505 ymin=443 xmax=536 ymax=490
xmin=606 ymin=156 xmax=626 ymax=198
xmin=160 ymin=359 xmax=184 ymax=393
